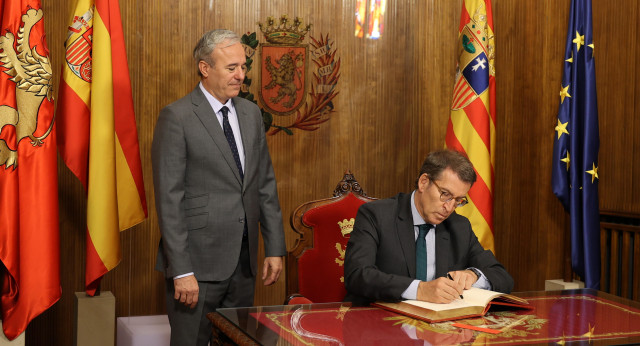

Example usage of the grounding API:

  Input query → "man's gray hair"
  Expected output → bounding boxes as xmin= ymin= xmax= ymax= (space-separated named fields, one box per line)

xmin=193 ymin=29 xmax=241 ymax=75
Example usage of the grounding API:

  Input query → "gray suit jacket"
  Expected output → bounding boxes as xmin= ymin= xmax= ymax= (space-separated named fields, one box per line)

xmin=152 ymin=86 xmax=286 ymax=282
xmin=344 ymin=192 xmax=513 ymax=305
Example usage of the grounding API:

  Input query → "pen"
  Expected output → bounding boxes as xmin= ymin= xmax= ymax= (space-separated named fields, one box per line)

xmin=447 ymin=273 xmax=464 ymax=299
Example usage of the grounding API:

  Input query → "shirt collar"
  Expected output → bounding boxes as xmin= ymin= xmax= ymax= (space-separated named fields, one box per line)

xmin=199 ymin=82 xmax=235 ymax=114
xmin=410 ymin=190 xmax=431 ymax=228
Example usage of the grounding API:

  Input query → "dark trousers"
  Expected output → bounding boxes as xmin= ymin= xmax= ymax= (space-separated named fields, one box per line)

xmin=165 ymin=238 xmax=255 ymax=346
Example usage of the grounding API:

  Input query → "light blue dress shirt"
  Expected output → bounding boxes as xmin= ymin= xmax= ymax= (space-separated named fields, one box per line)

xmin=401 ymin=191 xmax=490 ymax=299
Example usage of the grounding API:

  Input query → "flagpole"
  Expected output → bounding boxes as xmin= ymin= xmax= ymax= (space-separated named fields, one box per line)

xmin=563 ymin=213 xmax=573 ymax=282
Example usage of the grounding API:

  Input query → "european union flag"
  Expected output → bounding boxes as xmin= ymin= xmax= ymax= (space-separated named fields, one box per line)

xmin=551 ymin=0 xmax=600 ymax=289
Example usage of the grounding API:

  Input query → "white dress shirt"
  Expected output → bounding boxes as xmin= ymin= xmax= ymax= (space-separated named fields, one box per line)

xmin=199 ymin=82 xmax=245 ymax=172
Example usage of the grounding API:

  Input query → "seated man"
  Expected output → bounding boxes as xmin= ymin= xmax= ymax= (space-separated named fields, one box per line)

xmin=344 ymin=149 xmax=513 ymax=306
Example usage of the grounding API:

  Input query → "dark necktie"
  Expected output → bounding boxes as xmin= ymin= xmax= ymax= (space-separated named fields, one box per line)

xmin=220 ymin=106 xmax=243 ymax=181
xmin=416 ymin=224 xmax=430 ymax=281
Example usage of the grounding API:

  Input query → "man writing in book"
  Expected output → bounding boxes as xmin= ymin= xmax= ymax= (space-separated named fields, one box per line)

xmin=344 ymin=149 xmax=513 ymax=306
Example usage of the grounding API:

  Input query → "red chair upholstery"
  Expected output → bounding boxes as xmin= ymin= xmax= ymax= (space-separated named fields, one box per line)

xmin=286 ymin=171 xmax=376 ymax=303
xmin=284 ymin=293 xmax=314 ymax=305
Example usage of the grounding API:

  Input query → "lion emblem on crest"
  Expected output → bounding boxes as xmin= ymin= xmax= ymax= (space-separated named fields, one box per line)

xmin=263 ymin=50 xmax=304 ymax=109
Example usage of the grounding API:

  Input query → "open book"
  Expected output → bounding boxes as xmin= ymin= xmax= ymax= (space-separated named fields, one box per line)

xmin=373 ymin=287 xmax=532 ymax=323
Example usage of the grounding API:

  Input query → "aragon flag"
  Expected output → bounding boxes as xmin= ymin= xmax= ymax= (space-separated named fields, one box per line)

xmin=446 ymin=0 xmax=496 ymax=252
xmin=57 ymin=0 xmax=147 ymax=295
xmin=0 ymin=0 xmax=61 ymax=340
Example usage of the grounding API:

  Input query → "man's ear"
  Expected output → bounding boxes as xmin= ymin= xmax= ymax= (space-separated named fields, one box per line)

xmin=417 ymin=174 xmax=429 ymax=192
xmin=198 ymin=60 xmax=209 ymax=77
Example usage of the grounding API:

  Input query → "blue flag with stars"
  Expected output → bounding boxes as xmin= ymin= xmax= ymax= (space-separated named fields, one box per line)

xmin=551 ymin=0 xmax=600 ymax=289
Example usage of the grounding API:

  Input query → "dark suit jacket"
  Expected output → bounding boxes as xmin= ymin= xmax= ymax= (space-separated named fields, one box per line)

xmin=152 ymin=86 xmax=286 ymax=282
xmin=344 ymin=192 xmax=513 ymax=305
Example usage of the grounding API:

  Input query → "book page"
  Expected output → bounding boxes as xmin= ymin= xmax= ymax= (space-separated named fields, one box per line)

xmin=403 ymin=287 xmax=503 ymax=311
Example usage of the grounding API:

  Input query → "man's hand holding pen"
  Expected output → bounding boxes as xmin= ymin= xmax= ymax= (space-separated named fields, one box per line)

xmin=448 ymin=269 xmax=480 ymax=290
xmin=447 ymin=269 xmax=479 ymax=290
xmin=416 ymin=270 xmax=479 ymax=303
xmin=447 ymin=273 xmax=465 ymax=299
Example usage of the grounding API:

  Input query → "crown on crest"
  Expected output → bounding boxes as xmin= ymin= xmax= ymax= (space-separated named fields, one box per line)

xmin=258 ymin=15 xmax=311 ymax=45
xmin=338 ymin=218 xmax=355 ymax=237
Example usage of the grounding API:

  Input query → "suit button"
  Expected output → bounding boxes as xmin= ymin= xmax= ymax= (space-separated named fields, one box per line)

xmin=239 ymin=218 xmax=245 ymax=223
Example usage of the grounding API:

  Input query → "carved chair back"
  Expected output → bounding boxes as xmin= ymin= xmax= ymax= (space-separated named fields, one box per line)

xmin=287 ymin=171 xmax=376 ymax=303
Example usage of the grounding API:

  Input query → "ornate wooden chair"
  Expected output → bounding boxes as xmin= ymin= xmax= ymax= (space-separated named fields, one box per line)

xmin=286 ymin=171 xmax=376 ymax=303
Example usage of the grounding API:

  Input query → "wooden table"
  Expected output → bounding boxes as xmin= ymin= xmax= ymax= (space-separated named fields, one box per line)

xmin=207 ymin=289 xmax=640 ymax=345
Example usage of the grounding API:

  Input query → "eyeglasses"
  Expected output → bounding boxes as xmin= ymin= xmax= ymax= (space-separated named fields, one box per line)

xmin=430 ymin=179 xmax=469 ymax=208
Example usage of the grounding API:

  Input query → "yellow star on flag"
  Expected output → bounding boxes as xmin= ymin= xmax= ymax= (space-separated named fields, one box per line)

xmin=586 ymin=163 xmax=599 ymax=183
xmin=560 ymin=85 xmax=571 ymax=103
xmin=561 ymin=151 xmax=570 ymax=170
xmin=573 ymin=30 xmax=585 ymax=51
xmin=555 ymin=119 xmax=569 ymax=139
xmin=566 ymin=52 xmax=573 ymax=63
xmin=588 ymin=43 xmax=595 ymax=57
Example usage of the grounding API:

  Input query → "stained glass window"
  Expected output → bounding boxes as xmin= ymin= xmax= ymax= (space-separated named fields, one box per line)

xmin=355 ymin=0 xmax=366 ymax=38
xmin=367 ymin=0 xmax=385 ymax=39
xmin=355 ymin=0 xmax=386 ymax=39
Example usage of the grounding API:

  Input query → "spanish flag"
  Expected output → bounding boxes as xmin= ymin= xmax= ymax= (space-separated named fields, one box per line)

xmin=446 ymin=0 xmax=496 ymax=252
xmin=0 ymin=0 xmax=60 ymax=339
xmin=57 ymin=0 xmax=147 ymax=295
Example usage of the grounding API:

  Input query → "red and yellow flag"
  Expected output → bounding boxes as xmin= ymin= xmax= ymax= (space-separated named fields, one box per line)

xmin=446 ymin=0 xmax=496 ymax=252
xmin=57 ymin=0 xmax=147 ymax=295
xmin=0 ymin=0 xmax=60 ymax=339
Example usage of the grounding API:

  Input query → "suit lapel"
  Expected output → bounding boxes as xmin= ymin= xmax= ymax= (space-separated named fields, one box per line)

xmin=234 ymin=97 xmax=254 ymax=189
xmin=434 ymin=223 xmax=451 ymax=277
xmin=396 ymin=194 xmax=417 ymax=278
xmin=191 ymin=87 xmax=243 ymax=185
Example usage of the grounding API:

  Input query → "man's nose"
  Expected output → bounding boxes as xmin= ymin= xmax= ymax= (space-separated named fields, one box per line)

xmin=235 ymin=67 xmax=245 ymax=80
xmin=443 ymin=199 xmax=456 ymax=213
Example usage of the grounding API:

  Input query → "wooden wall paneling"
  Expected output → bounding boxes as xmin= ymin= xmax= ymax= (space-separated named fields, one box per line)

xmin=507 ymin=0 xmax=546 ymax=289
xmin=593 ymin=0 xmax=639 ymax=213
xmin=22 ymin=0 xmax=640 ymax=344
xmin=635 ymin=1 xmax=640 ymax=216
xmin=414 ymin=0 xmax=461 ymax=173
xmin=492 ymin=0 xmax=519 ymax=281
xmin=256 ymin=0 xmax=360 ymax=305
xmin=493 ymin=0 xmax=569 ymax=291
xmin=536 ymin=0 xmax=573 ymax=286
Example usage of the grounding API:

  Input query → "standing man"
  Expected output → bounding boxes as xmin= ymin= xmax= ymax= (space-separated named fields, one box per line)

xmin=344 ymin=149 xmax=513 ymax=306
xmin=152 ymin=29 xmax=286 ymax=345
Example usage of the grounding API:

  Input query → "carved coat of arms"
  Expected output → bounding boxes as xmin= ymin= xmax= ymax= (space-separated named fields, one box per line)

xmin=240 ymin=15 xmax=340 ymax=135
xmin=258 ymin=19 xmax=308 ymax=115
